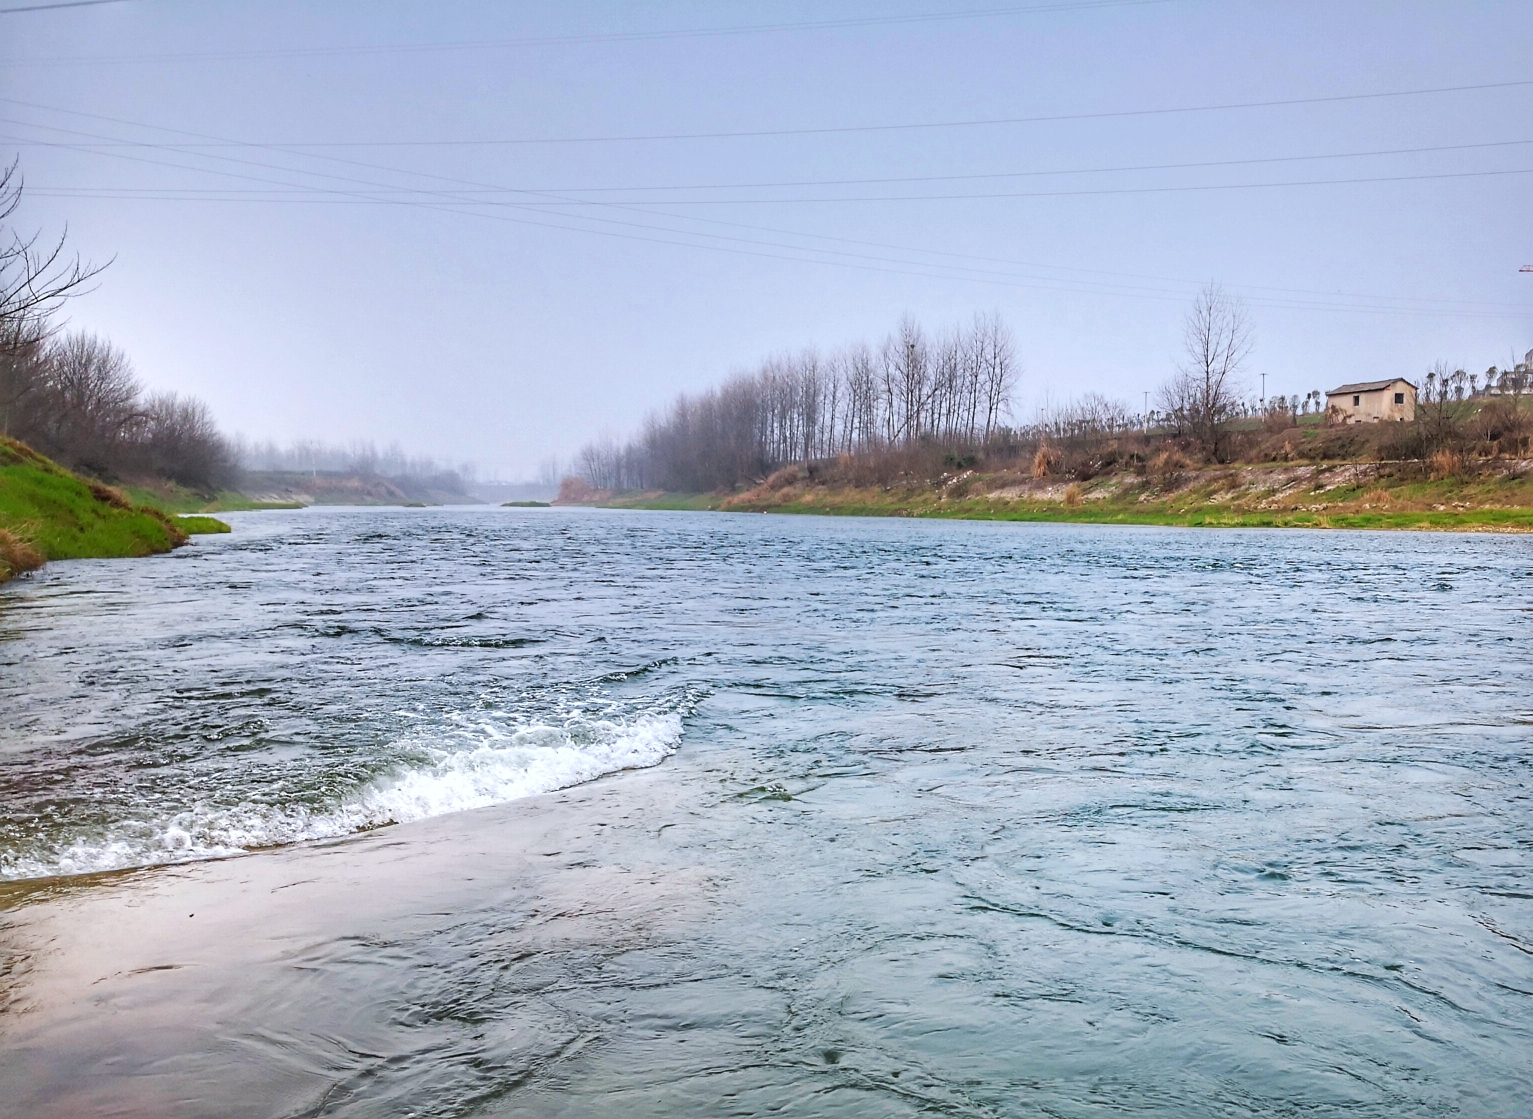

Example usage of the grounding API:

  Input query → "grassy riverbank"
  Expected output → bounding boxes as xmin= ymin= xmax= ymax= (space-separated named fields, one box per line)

xmin=0 ymin=437 xmax=230 ymax=583
xmin=120 ymin=480 xmax=301 ymax=514
xmin=594 ymin=460 xmax=1533 ymax=533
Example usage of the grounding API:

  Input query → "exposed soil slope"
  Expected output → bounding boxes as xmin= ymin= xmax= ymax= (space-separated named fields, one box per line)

xmin=600 ymin=458 xmax=1533 ymax=532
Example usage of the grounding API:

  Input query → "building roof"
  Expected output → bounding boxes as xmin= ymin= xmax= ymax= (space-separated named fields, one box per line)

xmin=1326 ymin=378 xmax=1416 ymax=395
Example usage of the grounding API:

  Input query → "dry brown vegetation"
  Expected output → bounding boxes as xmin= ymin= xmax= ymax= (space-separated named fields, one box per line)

xmin=555 ymin=476 xmax=614 ymax=505
xmin=687 ymin=393 xmax=1533 ymax=527
xmin=0 ymin=527 xmax=43 ymax=580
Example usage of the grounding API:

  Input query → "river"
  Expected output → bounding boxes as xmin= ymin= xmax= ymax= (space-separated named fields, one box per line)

xmin=1 ymin=507 xmax=1529 ymax=1117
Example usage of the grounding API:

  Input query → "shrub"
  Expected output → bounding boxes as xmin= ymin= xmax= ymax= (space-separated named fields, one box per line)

xmin=764 ymin=465 xmax=805 ymax=491
xmin=1150 ymin=448 xmax=1190 ymax=473
xmin=1429 ymin=449 xmax=1466 ymax=480
xmin=1471 ymin=398 xmax=1529 ymax=457
xmin=1032 ymin=446 xmax=1060 ymax=479
xmin=1379 ymin=424 xmax=1433 ymax=462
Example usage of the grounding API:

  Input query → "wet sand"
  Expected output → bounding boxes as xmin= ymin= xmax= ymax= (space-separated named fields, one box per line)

xmin=0 ymin=763 xmax=714 ymax=1119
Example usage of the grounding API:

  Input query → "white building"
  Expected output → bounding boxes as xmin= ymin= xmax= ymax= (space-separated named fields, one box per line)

xmin=1325 ymin=378 xmax=1417 ymax=424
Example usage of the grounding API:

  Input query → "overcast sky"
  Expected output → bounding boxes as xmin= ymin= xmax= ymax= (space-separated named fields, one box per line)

xmin=2 ymin=0 xmax=1530 ymax=478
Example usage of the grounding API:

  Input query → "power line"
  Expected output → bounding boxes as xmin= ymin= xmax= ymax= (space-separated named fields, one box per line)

xmin=13 ymin=115 xmax=1532 ymax=206
xmin=0 ymin=0 xmax=1179 ymax=61
xmin=8 ymin=96 xmax=1526 ymax=314
xmin=395 ymin=138 xmax=1533 ymax=193
xmin=13 ymin=133 xmax=1523 ymax=319
xmin=21 ymin=167 xmax=1532 ymax=314
xmin=6 ymin=80 xmax=1531 ymax=148
xmin=21 ymin=159 xmax=1533 ymax=206
xmin=501 ymin=165 xmax=1533 ymax=204
xmin=3 ymin=103 xmax=1527 ymax=320
xmin=10 ymin=136 xmax=1531 ymax=193
xmin=0 ymin=0 xmax=126 ymax=13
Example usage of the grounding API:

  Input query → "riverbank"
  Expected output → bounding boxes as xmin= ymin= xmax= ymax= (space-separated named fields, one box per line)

xmin=0 ymin=437 xmax=229 ymax=583
xmin=122 ymin=470 xmax=490 ymax=513
xmin=591 ymin=459 xmax=1533 ymax=532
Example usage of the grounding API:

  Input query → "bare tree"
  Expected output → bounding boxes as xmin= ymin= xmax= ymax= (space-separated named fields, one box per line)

xmin=32 ymin=332 xmax=142 ymax=474
xmin=881 ymin=317 xmax=931 ymax=445
xmin=1033 ymin=393 xmax=1137 ymax=446
xmin=1156 ymin=282 xmax=1254 ymax=460
xmin=971 ymin=310 xmax=1018 ymax=441
xmin=577 ymin=433 xmax=625 ymax=490
xmin=138 ymin=392 xmax=235 ymax=491
xmin=840 ymin=342 xmax=878 ymax=451
xmin=0 ymin=162 xmax=106 ymax=361
xmin=0 ymin=164 xmax=106 ymax=437
xmin=575 ymin=313 xmax=1022 ymax=492
xmin=537 ymin=455 xmax=563 ymax=488
xmin=1417 ymin=361 xmax=1467 ymax=451
xmin=0 ymin=332 xmax=43 ymax=439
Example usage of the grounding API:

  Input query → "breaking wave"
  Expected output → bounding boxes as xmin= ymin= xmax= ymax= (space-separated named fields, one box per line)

xmin=1 ymin=707 xmax=687 ymax=881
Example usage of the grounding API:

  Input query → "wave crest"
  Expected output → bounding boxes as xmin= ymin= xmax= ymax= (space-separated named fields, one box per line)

xmin=1 ymin=708 xmax=686 ymax=881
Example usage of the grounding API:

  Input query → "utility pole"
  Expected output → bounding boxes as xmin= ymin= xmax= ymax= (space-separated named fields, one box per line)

xmin=1143 ymin=390 xmax=1149 ymax=434
xmin=1260 ymin=372 xmax=1267 ymax=410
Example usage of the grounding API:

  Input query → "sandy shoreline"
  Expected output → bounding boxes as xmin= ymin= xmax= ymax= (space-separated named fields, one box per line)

xmin=0 ymin=763 xmax=715 ymax=1119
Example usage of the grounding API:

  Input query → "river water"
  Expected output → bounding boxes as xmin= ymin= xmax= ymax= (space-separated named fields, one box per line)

xmin=0 ymin=508 xmax=1529 ymax=1116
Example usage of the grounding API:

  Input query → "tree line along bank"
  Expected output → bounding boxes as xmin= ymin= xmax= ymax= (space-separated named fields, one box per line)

xmin=573 ymin=284 xmax=1531 ymax=498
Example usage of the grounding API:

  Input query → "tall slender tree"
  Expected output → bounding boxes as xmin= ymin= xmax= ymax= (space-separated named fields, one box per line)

xmin=1156 ymin=282 xmax=1254 ymax=460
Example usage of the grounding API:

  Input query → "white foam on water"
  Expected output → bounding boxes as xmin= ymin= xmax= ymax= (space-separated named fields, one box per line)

xmin=1 ymin=710 xmax=685 ymax=881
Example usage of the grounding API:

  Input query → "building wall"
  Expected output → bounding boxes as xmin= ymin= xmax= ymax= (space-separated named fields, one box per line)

xmin=1326 ymin=382 xmax=1416 ymax=423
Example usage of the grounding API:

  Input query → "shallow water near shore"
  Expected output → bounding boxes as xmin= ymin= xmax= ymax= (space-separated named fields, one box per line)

xmin=1 ymin=507 xmax=1530 ymax=1117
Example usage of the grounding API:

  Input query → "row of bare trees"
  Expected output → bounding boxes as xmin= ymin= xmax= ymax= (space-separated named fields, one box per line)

xmin=1403 ymin=360 xmax=1532 ymax=461
xmin=594 ymin=275 xmax=1523 ymax=494
xmin=575 ymin=288 xmax=1266 ymax=493
xmin=579 ymin=312 xmax=1019 ymax=491
xmin=0 ymin=163 xmax=235 ymax=492
xmin=3 ymin=332 xmax=233 ymax=489
xmin=236 ymin=438 xmax=473 ymax=494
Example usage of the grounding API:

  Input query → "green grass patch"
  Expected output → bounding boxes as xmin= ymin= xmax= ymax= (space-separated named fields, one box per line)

xmin=123 ymin=482 xmax=303 ymax=513
xmin=603 ymin=491 xmax=727 ymax=511
xmin=0 ymin=438 xmax=188 ymax=579
xmin=612 ymin=487 xmax=1533 ymax=534
xmin=176 ymin=514 xmax=232 ymax=534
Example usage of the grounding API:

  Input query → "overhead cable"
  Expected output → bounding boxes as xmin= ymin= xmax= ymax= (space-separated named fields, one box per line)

xmin=5 ymin=80 xmax=1533 ymax=148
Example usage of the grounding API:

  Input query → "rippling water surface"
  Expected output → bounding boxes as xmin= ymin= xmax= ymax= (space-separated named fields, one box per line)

xmin=1 ymin=508 xmax=1530 ymax=1116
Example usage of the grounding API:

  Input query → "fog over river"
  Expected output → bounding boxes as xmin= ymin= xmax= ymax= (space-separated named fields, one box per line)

xmin=1 ymin=509 xmax=1529 ymax=1117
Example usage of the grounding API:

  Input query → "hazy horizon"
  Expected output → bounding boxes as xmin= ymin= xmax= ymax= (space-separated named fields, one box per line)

xmin=3 ymin=0 xmax=1530 ymax=479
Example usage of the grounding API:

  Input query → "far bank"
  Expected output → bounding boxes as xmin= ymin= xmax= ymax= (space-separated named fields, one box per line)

xmin=569 ymin=459 xmax=1533 ymax=534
